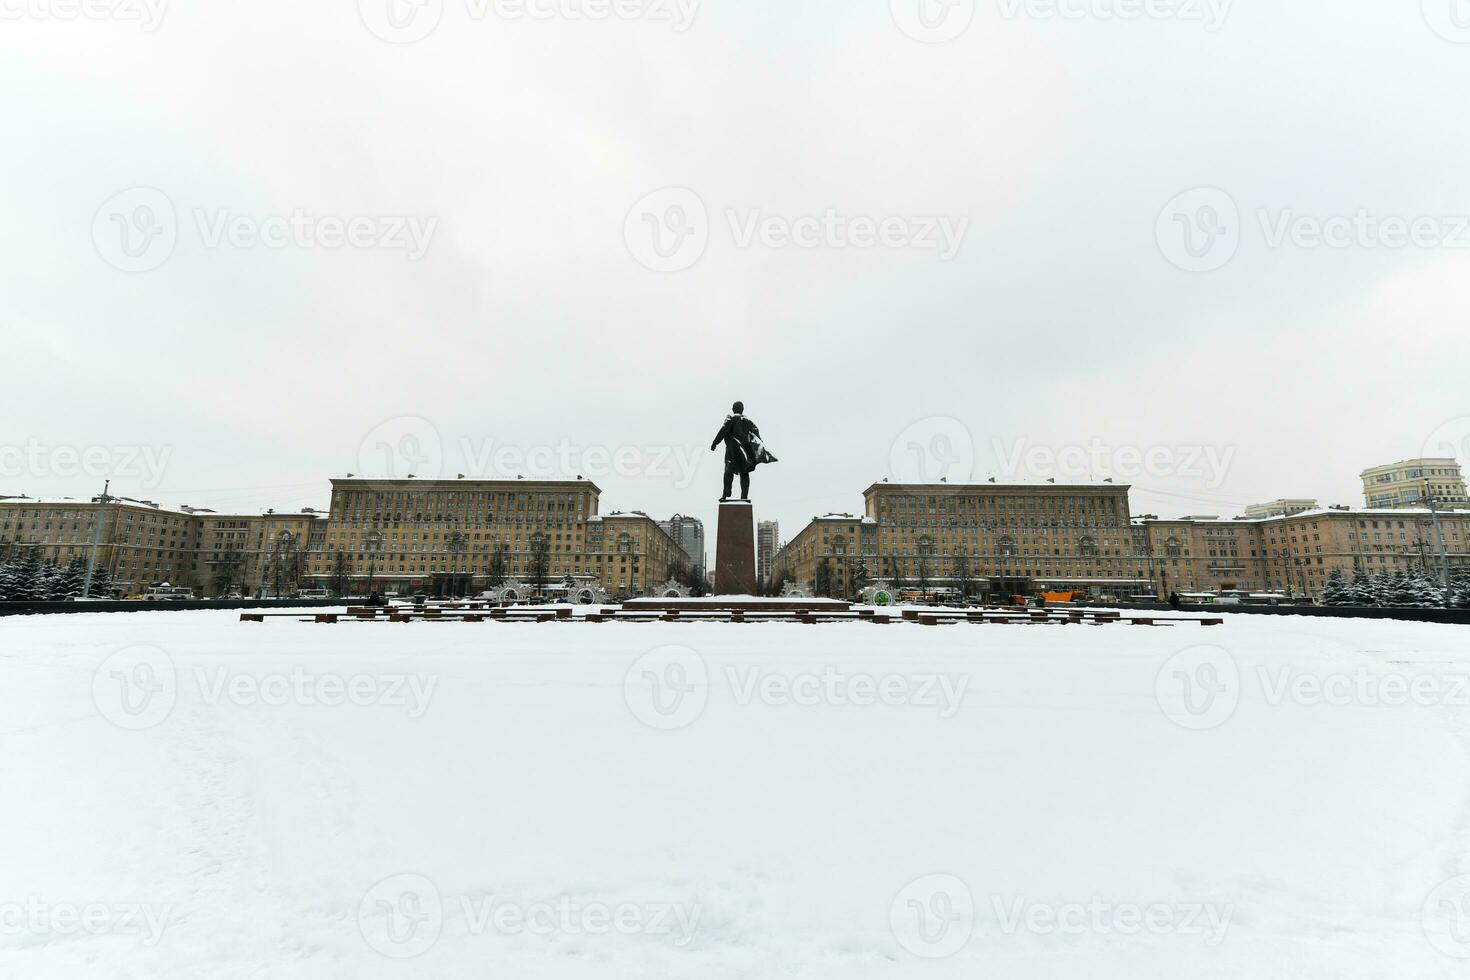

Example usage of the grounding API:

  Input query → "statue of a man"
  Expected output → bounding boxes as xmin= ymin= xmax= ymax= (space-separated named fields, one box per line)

xmin=710 ymin=401 xmax=777 ymax=501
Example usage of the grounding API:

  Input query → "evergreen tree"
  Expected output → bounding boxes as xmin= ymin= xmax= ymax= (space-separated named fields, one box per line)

xmin=1369 ymin=570 xmax=1394 ymax=606
xmin=50 ymin=556 xmax=89 ymax=599
xmin=1322 ymin=568 xmax=1349 ymax=606
xmin=86 ymin=561 xmax=115 ymax=599
xmin=1388 ymin=569 xmax=1417 ymax=607
xmin=1349 ymin=568 xmax=1374 ymax=606
xmin=1410 ymin=569 xmax=1444 ymax=608
xmin=4 ymin=549 xmax=45 ymax=602
xmin=1453 ymin=575 xmax=1470 ymax=610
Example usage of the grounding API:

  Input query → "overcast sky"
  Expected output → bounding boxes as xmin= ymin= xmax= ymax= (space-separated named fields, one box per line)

xmin=4 ymin=0 xmax=1470 ymax=547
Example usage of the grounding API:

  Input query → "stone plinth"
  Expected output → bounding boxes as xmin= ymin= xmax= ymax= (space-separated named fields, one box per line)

xmin=714 ymin=501 xmax=757 ymax=596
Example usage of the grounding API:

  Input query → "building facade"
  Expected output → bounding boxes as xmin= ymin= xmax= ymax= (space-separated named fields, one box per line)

xmin=1244 ymin=499 xmax=1319 ymax=519
xmin=757 ymin=519 xmax=780 ymax=590
xmin=771 ymin=482 xmax=1470 ymax=600
xmin=771 ymin=483 xmax=1147 ymax=599
xmin=1 ymin=478 xmax=690 ymax=599
xmin=1361 ymin=459 xmax=1469 ymax=510
xmin=658 ymin=514 xmax=706 ymax=578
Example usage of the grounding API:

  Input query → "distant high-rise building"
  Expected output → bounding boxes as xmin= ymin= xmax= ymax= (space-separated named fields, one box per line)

xmin=1360 ymin=459 xmax=1469 ymax=510
xmin=658 ymin=514 xmax=706 ymax=577
xmin=1244 ymin=499 xmax=1319 ymax=519
xmin=757 ymin=520 xmax=780 ymax=588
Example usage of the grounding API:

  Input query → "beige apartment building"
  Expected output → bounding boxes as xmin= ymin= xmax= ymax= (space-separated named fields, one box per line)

xmin=772 ymin=482 xmax=1470 ymax=600
xmin=1361 ymin=458 xmax=1469 ymax=510
xmin=1 ymin=496 xmax=204 ymax=594
xmin=308 ymin=478 xmax=687 ymax=598
xmin=1140 ymin=508 xmax=1470 ymax=596
xmin=772 ymin=482 xmax=1149 ymax=598
xmin=1243 ymin=499 xmax=1319 ymax=519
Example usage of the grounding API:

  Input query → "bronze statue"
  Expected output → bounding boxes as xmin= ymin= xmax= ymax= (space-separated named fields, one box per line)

xmin=711 ymin=401 xmax=777 ymax=501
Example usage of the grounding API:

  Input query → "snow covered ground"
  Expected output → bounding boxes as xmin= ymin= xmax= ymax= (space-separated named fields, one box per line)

xmin=2 ymin=608 xmax=1469 ymax=978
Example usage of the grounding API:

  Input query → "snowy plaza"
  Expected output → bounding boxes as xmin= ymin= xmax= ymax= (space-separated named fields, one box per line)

xmin=3 ymin=608 xmax=1469 ymax=978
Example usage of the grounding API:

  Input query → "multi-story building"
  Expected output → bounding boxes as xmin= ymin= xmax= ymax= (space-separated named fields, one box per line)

xmin=589 ymin=512 xmax=692 ymax=598
xmin=772 ymin=482 xmax=1147 ymax=599
xmin=309 ymin=479 xmax=688 ymax=598
xmin=0 ymin=495 xmax=204 ymax=594
xmin=1361 ymin=459 xmax=1469 ymax=510
xmin=772 ymin=480 xmax=1470 ymax=600
xmin=1138 ymin=508 xmax=1470 ymax=597
xmin=658 ymin=514 xmax=706 ymax=578
xmin=757 ymin=519 xmax=780 ymax=589
xmin=1244 ymin=499 xmax=1319 ymax=519
xmin=1 ymin=478 xmax=691 ymax=599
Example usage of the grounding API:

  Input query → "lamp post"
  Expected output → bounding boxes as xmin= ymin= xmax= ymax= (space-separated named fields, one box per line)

xmin=366 ymin=530 xmax=384 ymax=601
xmin=448 ymin=531 xmax=467 ymax=598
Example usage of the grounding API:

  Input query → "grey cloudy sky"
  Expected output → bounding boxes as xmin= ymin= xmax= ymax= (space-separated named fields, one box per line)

xmin=4 ymin=0 xmax=1470 ymax=544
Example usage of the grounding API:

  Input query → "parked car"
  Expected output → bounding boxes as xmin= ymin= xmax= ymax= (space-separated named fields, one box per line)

xmin=295 ymin=588 xmax=331 ymax=600
xmin=143 ymin=585 xmax=195 ymax=601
